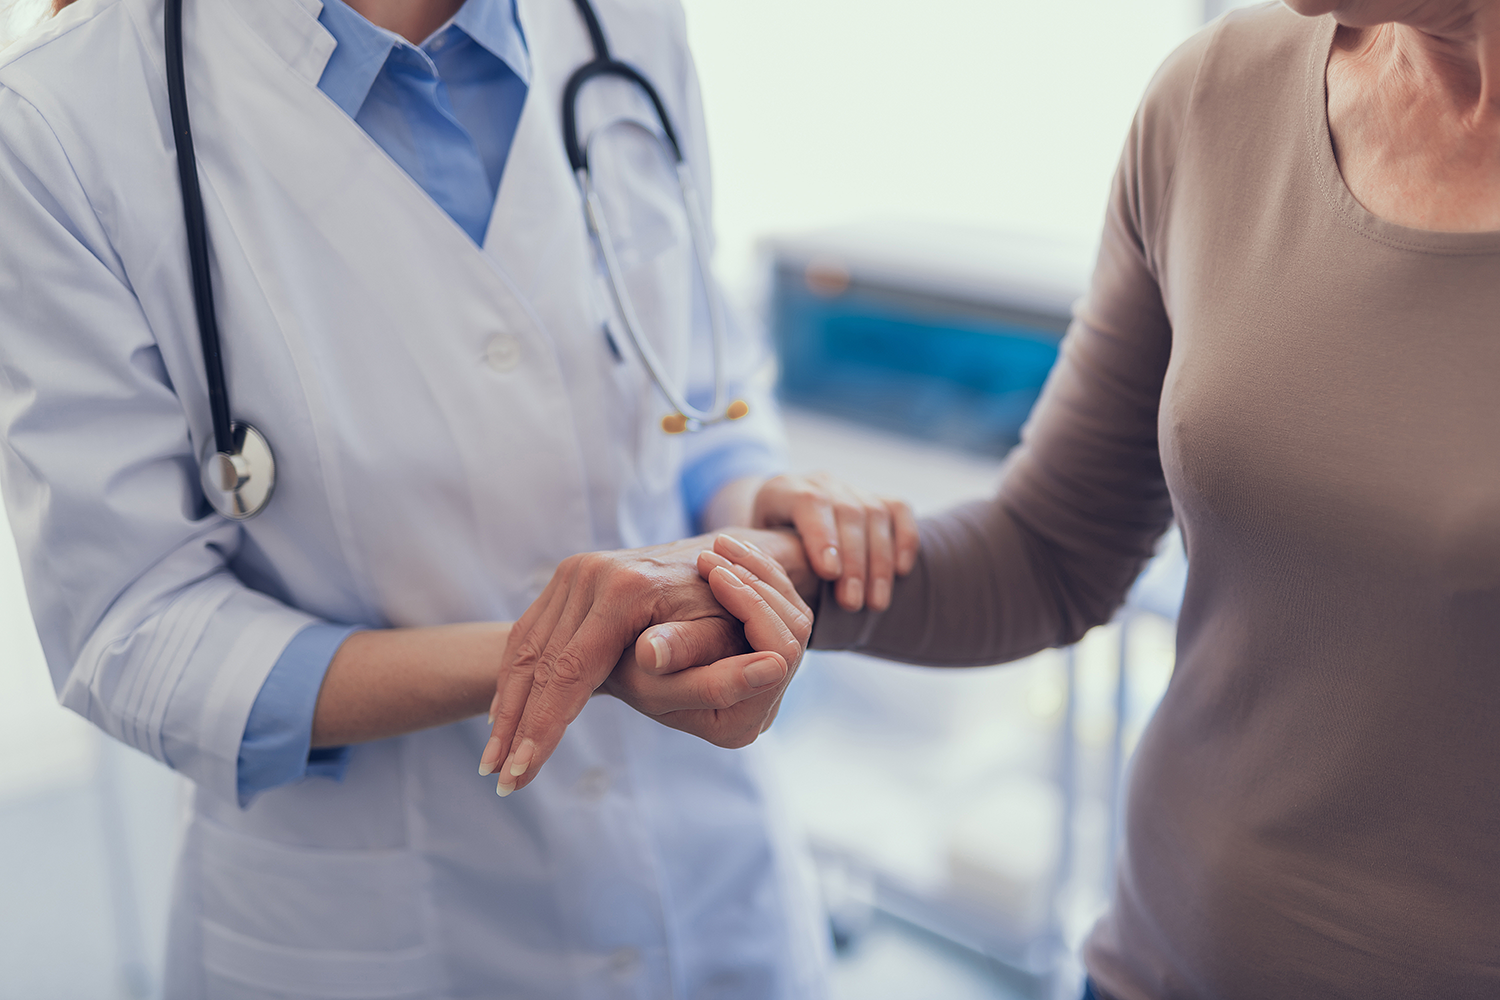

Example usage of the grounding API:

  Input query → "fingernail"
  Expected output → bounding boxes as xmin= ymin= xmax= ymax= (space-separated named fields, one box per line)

xmin=871 ymin=578 xmax=890 ymax=609
xmin=717 ymin=534 xmax=750 ymax=558
xmin=496 ymin=780 xmax=514 ymax=797
xmin=823 ymin=547 xmax=840 ymax=574
xmin=845 ymin=578 xmax=864 ymax=609
xmin=487 ymin=713 xmax=495 ymax=726
xmin=649 ymin=633 xmax=672 ymax=672
xmin=478 ymin=736 xmax=502 ymax=776
xmin=713 ymin=565 xmax=749 ymax=589
xmin=505 ymin=738 xmax=535 ymax=779
xmin=743 ymin=657 xmax=784 ymax=688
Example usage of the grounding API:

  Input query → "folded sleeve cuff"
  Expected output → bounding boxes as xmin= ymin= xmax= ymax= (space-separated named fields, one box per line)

xmin=237 ymin=622 xmax=361 ymax=805
xmin=680 ymin=441 xmax=785 ymax=530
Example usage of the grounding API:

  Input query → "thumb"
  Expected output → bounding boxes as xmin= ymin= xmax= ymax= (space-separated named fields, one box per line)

xmin=636 ymin=616 xmax=747 ymax=675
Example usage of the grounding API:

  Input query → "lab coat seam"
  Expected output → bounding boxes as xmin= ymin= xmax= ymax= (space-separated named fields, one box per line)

xmin=0 ymin=0 xmax=118 ymax=75
xmin=138 ymin=575 xmax=232 ymax=767
xmin=0 ymin=82 xmax=133 ymax=286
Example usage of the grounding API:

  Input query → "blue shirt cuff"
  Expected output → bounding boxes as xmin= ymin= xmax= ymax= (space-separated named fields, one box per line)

xmin=680 ymin=442 xmax=785 ymax=531
xmin=237 ymin=622 xmax=361 ymax=805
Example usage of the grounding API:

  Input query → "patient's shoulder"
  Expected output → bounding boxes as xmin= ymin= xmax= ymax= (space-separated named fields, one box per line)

xmin=1138 ymin=2 xmax=1317 ymax=160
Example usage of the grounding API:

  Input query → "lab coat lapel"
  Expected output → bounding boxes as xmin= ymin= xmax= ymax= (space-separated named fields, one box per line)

xmin=186 ymin=0 xmax=601 ymax=596
xmin=481 ymin=0 xmax=593 ymax=296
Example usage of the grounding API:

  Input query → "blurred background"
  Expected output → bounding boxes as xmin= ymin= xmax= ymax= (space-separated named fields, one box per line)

xmin=1 ymin=1 xmax=1261 ymax=997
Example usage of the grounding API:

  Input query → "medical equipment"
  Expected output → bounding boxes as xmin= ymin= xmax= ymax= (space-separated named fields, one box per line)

xmin=561 ymin=0 xmax=746 ymax=435
xmin=163 ymin=0 xmax=745 ymax=525
xmin=765 ymin=222 xmax=1093 ymax=455
xmin=166 ymin=0 xmax=275 ymax=520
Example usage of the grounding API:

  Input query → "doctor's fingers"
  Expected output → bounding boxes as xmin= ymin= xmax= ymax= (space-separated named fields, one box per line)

xmin=706 ymin=534 xmax=811 ymax=616
xmin=698 ymin=550 xmax=813 ymax=653
xmin=634 ymin=615 xmax=747 ymax=676
xmin=704 ymin=564 xmax=808 ymax=669
xmin=607 ymin=650 xmax=789 ymax=720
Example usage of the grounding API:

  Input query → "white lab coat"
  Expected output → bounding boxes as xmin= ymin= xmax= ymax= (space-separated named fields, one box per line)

xmin=0 ymin=0 xmax=831 ymax=994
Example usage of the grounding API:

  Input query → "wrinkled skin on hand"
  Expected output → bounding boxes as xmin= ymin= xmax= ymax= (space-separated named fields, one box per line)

xmin=478 ymin=531 xmax=814 ymax=795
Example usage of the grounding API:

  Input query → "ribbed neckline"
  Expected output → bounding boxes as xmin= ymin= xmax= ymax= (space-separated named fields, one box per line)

xmin=1303 ymin=14 xmax=1500 ymax=256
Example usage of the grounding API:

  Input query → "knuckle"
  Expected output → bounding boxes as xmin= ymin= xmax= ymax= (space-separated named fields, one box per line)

xmin=547 ymin=648 xmax=591 ymax=689
xmin=509 ymin=639 xmax=543 ymax=671
xmin=833 ymin=500 xmax=862 ymax=521
xmin=704 ymin=676 xmax=740 ymax=711
xmin=792 ymin=487 xmax=823 ymax=508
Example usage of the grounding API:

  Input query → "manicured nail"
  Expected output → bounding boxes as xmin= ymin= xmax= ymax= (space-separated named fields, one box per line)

xmin=717 ymin=534 xmax=751 ymax=559
xmin=478 ymin=736 xmax=502 ymax=776
xmin=712 ymin=565 xmax=749 ymax=589
xmin=743 ymin=657 xmax=784 ymax=688
xmin=649 ymin=633 xmax=672 ymax=672
xmin=505 ymin=738 xmax=535 ymax=779
xmin=844 ymin=577 xmax=864 ymax=609
xmin=870 ymin=578 xmax=890 ymax=609
xmin=496 ymin=780 xmax=514 ymax=797
xmin=823 ymin=547 xmax=840 ymax=575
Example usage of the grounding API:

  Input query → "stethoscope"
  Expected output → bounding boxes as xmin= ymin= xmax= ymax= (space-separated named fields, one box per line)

xmin=164 ymin=0 xmax=745 ymax=521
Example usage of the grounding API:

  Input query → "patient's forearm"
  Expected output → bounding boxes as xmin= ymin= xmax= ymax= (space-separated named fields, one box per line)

xmin=311 ymin=623 xmax=509 ymax=747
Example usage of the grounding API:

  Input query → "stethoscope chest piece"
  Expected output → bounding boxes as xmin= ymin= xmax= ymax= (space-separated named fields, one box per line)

xmin=199 ymin=422 xmax=275 ymax=520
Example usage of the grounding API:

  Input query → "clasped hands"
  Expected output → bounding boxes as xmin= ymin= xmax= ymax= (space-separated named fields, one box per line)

xmin=478 ymin=473 xmax=917 ymax=795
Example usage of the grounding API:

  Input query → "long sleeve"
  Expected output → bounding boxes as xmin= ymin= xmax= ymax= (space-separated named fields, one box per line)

xmin=0 ymin=89 xmax=330 ymax=802
xmin=810 ymin=79 xmax=1182 ymax=665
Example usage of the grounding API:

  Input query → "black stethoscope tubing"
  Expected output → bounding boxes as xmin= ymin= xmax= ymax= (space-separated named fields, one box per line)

xmin=164 ymin=0 xmax=232 ymax=459
xmin=165 ymin=0 xmax=736 ymax=520
xmin=560 ymin=0 xmax=684 ymax=171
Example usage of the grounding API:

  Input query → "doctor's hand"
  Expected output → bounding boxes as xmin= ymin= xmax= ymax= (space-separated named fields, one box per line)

xmin=479 ymin=530 xmax=816 ymax=795
xmin=600 ymin=538 xmax=811 ymax=746
xmin=750 ymin=473 xmax=918 ymax=614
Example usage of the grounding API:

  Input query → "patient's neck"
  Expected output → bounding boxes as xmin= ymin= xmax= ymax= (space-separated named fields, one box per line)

xmin=1326 ymin=16 xmax=1500 ymax=231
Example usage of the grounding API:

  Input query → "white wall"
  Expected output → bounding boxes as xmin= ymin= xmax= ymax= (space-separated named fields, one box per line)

xmin=679 ymin=0 xmax=1202 ymax=285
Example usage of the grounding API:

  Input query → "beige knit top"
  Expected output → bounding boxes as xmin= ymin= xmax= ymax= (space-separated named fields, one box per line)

xmin=811 ymin=6 xmax=1500 ymax=997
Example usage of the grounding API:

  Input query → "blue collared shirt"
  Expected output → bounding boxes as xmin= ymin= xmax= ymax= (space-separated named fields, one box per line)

xmin=237 ymin=0 xmax=781 ymax=803
xmin=317 ymin=0 xmax=530 ymax=243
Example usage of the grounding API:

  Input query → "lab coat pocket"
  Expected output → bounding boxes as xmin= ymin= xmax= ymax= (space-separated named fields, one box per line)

xmin=196 ymin=819 xmax=446 ymax=999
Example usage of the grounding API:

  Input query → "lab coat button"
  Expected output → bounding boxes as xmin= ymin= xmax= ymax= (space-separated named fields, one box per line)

xmin=609 ymin=946 xmax=640 ymax=980
xmin=576 ymin=767 xmax=610 ymax=800
xmin=485 ymin=334 xmax=522 ymax=373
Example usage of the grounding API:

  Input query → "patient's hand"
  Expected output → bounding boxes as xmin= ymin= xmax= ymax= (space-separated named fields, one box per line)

xmin=478 ymin=530 xmax=814 ymax=795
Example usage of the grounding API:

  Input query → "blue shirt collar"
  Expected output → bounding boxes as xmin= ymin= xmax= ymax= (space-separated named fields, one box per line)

xmin=316 ymin=0 xmax=529 ymax=119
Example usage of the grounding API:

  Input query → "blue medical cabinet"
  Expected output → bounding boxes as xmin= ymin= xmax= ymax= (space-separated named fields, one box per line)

xmin=765 ymin=223 xmax=1094 ymax=455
